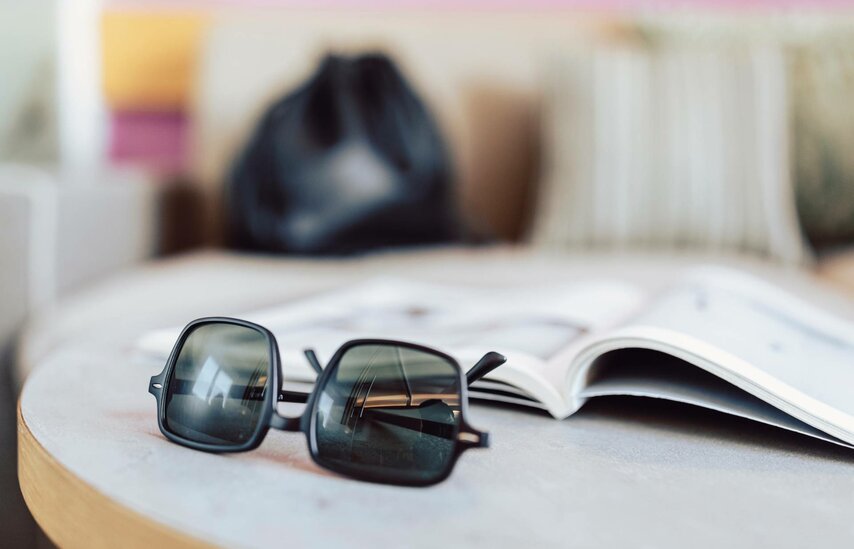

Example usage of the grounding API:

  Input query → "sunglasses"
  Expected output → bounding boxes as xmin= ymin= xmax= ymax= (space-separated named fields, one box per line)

xmin=148 ymin=317 xmax=507 ymax=486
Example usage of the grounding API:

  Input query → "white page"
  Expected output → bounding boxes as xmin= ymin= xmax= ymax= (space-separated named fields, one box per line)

xmin=569 ymin=266 xmax=854 ymax=444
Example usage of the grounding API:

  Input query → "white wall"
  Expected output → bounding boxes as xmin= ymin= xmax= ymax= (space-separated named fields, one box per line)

xmin=0 ymin=0 xmax=58 ymax=162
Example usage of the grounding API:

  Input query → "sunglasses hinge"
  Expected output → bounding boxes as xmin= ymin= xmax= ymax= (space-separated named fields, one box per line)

xmin=149 ymin=374 xmax=165 ymax=396
xmin=458 ymin=430 xmax=489 ymax=449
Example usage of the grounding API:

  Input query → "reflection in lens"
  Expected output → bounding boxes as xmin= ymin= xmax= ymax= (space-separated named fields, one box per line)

xmin=164 ymin=323 xmax=271 ymax=447
xmin=313 ymin=344 xmax=461 ymax=483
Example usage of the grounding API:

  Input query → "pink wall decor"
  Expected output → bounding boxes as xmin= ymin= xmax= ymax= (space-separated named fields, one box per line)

xmin=109 ymin=110 xmax=189 ymax=173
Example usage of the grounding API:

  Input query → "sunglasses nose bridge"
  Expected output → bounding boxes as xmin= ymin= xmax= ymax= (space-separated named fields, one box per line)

xmin=270 ymin=412 xmax=302 ymax=432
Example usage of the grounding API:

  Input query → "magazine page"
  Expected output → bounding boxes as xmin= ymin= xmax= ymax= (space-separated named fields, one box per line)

xmin=567 ymin=266 xmax=854 ymax=445
xmin=135 ymin=277 xmax=644 ymax=417
xmin=576 ymin=349 xmax=852 ymax=448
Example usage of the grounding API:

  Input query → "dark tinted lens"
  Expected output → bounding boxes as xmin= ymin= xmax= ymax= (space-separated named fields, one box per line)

xmin=312 ymin=343 xmax=462 ymax=484
xmin=163 ymin=323 xmax=271 ymax=447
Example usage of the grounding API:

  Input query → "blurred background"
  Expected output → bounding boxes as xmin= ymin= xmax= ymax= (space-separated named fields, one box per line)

xmin=3 ymin=1 xmax=854 ymax=547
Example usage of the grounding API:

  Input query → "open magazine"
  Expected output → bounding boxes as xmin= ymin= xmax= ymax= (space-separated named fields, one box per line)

xmin=136 ymin=266 xmax=854 ymax=449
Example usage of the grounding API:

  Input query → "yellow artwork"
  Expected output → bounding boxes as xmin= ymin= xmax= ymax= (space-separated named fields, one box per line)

xmin=101 ymin=10 xmax=209 ymax=110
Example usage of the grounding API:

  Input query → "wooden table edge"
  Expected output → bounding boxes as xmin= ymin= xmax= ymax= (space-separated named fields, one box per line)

xmin=17 ymin=399 xmax=216 ymax=549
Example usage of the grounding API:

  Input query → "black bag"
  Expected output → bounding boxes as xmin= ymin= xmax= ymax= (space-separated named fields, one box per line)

xmin=227 ymin=53 xmax=460 ymax=254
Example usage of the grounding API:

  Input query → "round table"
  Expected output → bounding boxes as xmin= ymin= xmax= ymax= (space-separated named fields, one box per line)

xmin=17 ymin=250 xmax=854 ymax=548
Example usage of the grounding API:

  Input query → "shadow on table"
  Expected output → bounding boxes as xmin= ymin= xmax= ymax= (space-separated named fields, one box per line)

xmin=579 ymin=396 xmax=854 ymax=462
xmin=473 ymin=397 xmax=854 ymax=463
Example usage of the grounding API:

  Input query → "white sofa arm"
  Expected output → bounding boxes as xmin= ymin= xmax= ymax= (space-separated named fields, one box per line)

xmin=0 ymin=164 xmax=158 ymax=356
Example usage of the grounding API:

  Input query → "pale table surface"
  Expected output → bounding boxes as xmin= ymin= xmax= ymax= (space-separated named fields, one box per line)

xmin=17 ymin=248 xmax=854 ymax=548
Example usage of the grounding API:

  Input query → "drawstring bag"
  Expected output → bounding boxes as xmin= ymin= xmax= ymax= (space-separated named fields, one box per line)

xmin=227 ymin=53 xmax=460 ymax=254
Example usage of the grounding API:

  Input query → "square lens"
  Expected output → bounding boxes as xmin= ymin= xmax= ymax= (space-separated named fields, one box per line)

xmin=163 ymin=322 xmax=272 ymax=448
xmin=311 ymin=343 xmax=462 ymax=484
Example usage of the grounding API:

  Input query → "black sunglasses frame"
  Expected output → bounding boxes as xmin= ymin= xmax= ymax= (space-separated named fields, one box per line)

xmin=148 ymin=316 xmax=506 ymax=487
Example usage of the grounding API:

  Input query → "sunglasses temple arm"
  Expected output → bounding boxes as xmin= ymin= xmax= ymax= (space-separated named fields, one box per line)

xmin=303 ymin=349 xmax=323 ymax=375
xmin=466 ymin=352 xmax=507 ymax=386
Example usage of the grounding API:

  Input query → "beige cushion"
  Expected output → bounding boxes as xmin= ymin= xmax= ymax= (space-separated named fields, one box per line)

xmin=816 ymin=247 xmax=854 ymax=297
